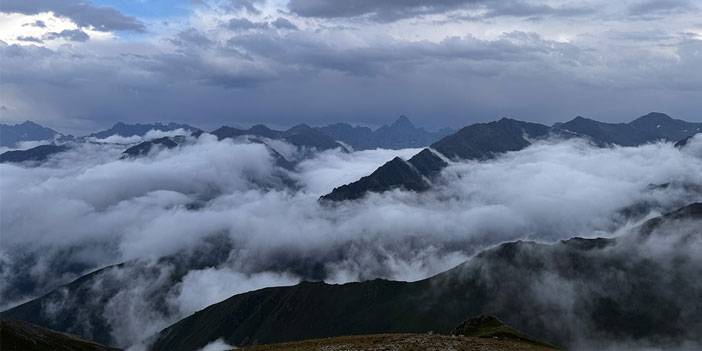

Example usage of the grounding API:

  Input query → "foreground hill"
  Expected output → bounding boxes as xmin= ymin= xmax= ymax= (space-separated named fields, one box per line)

xmin=0 ymin=319 xmax=118 ymax=351
xmin=242 ymin=333 xmax=555 ymax=351
xmin=243 ymin=315 xmax=557 ymax=351
xmin=150 ymin=203 xmax=702 ymax=351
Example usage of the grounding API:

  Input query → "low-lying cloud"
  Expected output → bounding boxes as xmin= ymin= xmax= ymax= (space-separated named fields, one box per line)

xmin=1 ymin=134 xmax=701 ymax=348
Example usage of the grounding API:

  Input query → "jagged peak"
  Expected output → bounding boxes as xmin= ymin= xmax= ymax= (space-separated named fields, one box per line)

xmin=390 ymin=115 xmax=415 ymax=129
xmin=631 ymin=112 xmax=673 ymax=123
xmin=19 ymin=120 xmax=44 ymax=127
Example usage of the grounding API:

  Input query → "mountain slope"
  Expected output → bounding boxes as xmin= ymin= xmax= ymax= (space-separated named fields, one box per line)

xmin=150 ymin=203 xmax=702 ymax=351
xmin=0 ymin=319 xmax=118 ymax=351
xmin=322 ymin=118 xmax=548 ymax=201
xmin=0 ymin=121 xmax=62 ymax=148
xmin=320 ymin=148 xmax=447 ymax=201
xmin=0 ymin=144 xmax=70 ymax=163
xmin=431 ymin=118 xmax=550 ymax=160
xmin=120 ymin=137 xmax=181 ymax=158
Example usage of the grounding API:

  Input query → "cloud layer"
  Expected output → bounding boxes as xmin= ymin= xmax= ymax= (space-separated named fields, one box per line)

xmin=1 ymin=134 xmax=701 ymax=347
xmin=0 ymin=1 xmax=700 ymax=133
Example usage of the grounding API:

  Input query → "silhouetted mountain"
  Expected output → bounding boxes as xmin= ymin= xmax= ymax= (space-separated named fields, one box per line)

xmin=316 ymin=116 xmax=452 ymax=150
xmin=212 ymin=124 xmax=347 ymax=152
xmin=285 ymin=124 xmax=348 ymax=151
xmin=322 ymin=113 xmax=702 ymax=201
xmin=90 ymin=122 xmax=199 ymax=139
xmin=321 ymin=148 xmax=447 ymax=201
xmin=120 ymin=137 xmax=181 ymax=159
xmin=0 ymin=121 xmax=62 ymax=148
xmin=553 ymin=112 xmax=702 ymax=146
xmin=321 ymin=157 xmax=428 ymax=201
xmin=432 ymin=118 xmax=550 ymax=160
xmin=0 ymin=144 xmax=70 ymax=163
xmin=150 ymin=203 xmax=702 ymax=351
xmin=322 ymin=118 xmax=548 ymax=201
xmin=316 ymin=123 xmax=373 ymax=149
xmin=0 ymin=320 xmax=118 ymax=351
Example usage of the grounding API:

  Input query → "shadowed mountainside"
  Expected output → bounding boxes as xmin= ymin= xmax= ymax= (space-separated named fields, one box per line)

xmin=322 ymin=113 xmax=702 ymax=201
xmin=0 ymin=319 xmax=118 ymax=351
xmin=149 ymin=203 xmax=702 ymax=351
xmin=0 ymin=144 xmax=70 ymax=163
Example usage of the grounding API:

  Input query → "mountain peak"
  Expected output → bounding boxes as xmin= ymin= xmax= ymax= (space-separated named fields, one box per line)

xmin=632 ymin=112 xmax=673 ymax=124
xmin=19 ymin=120 xmax=43 ymax=127
xmin=390 ymin=115 xmax=415 ymax=129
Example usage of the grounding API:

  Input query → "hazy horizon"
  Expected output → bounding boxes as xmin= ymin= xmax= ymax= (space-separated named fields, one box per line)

xmin=1 ymin=0 xmax=701 ymax=134
xmin=1 ymin=110 xmax=696 ymax=137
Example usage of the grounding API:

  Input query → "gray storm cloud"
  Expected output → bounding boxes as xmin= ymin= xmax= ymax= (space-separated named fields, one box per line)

xmin=1 ymin=1 xmax=700 ymax=132
xmin=1 ymin=133 xmax=701 ymax=348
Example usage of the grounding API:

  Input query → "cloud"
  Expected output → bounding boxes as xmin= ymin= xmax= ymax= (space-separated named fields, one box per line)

xmin=43 ymin=29 xmax=90 ymax=42
xmin=23 ymin=19 xmax=46 ymax=28
xmin=287 ymin=0 xmax=593 ymax=21
xmin=1 ymin=135 xmax=701 ymax=347
xmin=225 ymin=18 xmax=269 ymax=31
xmin=628 ymin=0 xmax=698 ymax=16
xmin=271 ymin=17 xmax=298 ymax=30
xmin=199 ymin=338 xmax=234 ymax=351
xmin=16 ymin=35 xmax=43 ymax=44
xmin=0 ymin=0 xmax=145 ymax=32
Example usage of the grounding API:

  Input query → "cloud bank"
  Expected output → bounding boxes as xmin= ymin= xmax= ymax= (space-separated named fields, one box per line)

xmin=1 ymin=134 xmax=701 ymax=348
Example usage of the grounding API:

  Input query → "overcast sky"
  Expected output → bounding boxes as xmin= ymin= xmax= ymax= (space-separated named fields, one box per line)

xmin=0 ymin=0 xmax=701 ymax=134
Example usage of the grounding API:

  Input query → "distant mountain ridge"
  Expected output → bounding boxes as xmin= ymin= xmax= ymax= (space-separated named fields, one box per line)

xmin=316 ymin=115 xmax=453 ymax=150
xmin=553 ymin=112 xmax=702 ymax=146
xmin=0 ymin=121 xmax=62 ymax=148
xmin=0 ymin=144 xmax=70 ymax=164
xmin=322 ymin=113 xmax=702 ymax=201
xmin=212 ymin=123 xmax=348 ymax=152
xmin=89 ymin=122 xmax=199 ymax=139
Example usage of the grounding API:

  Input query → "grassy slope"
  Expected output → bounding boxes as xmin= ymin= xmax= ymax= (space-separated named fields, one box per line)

xmin=241 ymin=333 xmax=559 ymax=351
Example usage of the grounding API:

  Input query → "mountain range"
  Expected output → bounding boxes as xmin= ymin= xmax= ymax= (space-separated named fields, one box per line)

xmin=322 ymin=113 xmax=702 ymax=201
xmin=1 ymin=112 xmax=701 ymax=350
xmin=2 ymin=113 xmax=699 ymax=168
xmin=0 ymin=117 xmax=446 ymax=164
xmin=317 ymin=115 xmax=453 ymax=150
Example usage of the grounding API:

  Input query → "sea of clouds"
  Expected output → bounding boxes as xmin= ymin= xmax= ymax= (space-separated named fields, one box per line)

xmin=1 ymin=132 xmax=701 ymax=348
